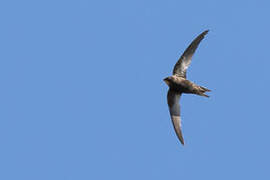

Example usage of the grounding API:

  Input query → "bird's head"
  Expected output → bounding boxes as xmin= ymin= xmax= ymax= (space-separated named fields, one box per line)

xmin=163 ymin=77 xmax=172 ymax=86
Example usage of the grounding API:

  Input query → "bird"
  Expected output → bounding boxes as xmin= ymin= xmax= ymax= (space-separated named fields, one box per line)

xmin=164 ymin=30 xmax=210 ymax=145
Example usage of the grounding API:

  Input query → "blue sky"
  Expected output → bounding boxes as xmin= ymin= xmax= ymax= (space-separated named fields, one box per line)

xmin=1 ymin=0 xmax=270 ymax=179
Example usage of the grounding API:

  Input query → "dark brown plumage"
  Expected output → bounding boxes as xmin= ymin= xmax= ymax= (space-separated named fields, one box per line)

xmin=164 ymin=30 xmax=210 ymax=145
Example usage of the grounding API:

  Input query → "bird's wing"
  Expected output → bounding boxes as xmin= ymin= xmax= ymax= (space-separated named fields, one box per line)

xmin=173 ymin=30 xmax=209 ymax=78
xmin=167 ymin=89 xmax=184 ymax=145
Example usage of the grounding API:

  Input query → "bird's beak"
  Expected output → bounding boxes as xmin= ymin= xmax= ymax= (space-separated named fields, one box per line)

xmin=163 ymin=78 xmax=169 ymax=85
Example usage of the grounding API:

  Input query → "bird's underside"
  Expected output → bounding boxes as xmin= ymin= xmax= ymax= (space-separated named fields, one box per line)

xmin=164 ymin=30 xmax=210 ymax=145
xmin=165 ymin=75 xmax=210 ymax=97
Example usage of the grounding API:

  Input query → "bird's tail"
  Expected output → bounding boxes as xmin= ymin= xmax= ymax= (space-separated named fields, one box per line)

xmin=199 ymin=93 xmax=210 ymax=98
xmin=197 ymin=86 xmax=211 ymax=97
xmin=199 ymin=86 xmax=211 ymax=92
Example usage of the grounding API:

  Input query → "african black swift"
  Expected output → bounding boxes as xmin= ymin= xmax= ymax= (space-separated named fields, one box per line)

xmin=164 ymin=30 xmax=210 ymax=145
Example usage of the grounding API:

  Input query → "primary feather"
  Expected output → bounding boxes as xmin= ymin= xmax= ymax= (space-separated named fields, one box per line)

xmin=173 ymin=30 xmax=209 ymax=78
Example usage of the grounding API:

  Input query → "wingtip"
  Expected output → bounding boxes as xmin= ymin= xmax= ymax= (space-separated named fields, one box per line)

xmin=203 ymin=29 xmax=209 ymax=35
xmin=177 ymin=132 xmax=185 ymax=146
xmin=180 ymin=140 xmax=185 ymax=146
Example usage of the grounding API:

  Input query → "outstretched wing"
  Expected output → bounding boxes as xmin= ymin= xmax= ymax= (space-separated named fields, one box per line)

xmin=167 ymin=89 xmax=184 ymax=145
xmin=173 ymin=30 xmax=209 ymax=78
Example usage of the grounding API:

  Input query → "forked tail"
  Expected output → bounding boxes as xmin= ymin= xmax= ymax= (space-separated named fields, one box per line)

xmin=197 ymin=86 xmax=211 ymax=97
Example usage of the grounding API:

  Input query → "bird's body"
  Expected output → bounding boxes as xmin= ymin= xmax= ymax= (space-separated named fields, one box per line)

xmin=164 ymin=75 xmax=210 ymax=97
xmin=164 ymin=30 xmax=210 ymax=145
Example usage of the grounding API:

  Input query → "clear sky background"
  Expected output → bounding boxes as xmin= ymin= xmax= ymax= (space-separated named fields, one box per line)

xmin=1 ymin=0 xmax=270 ymax=179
